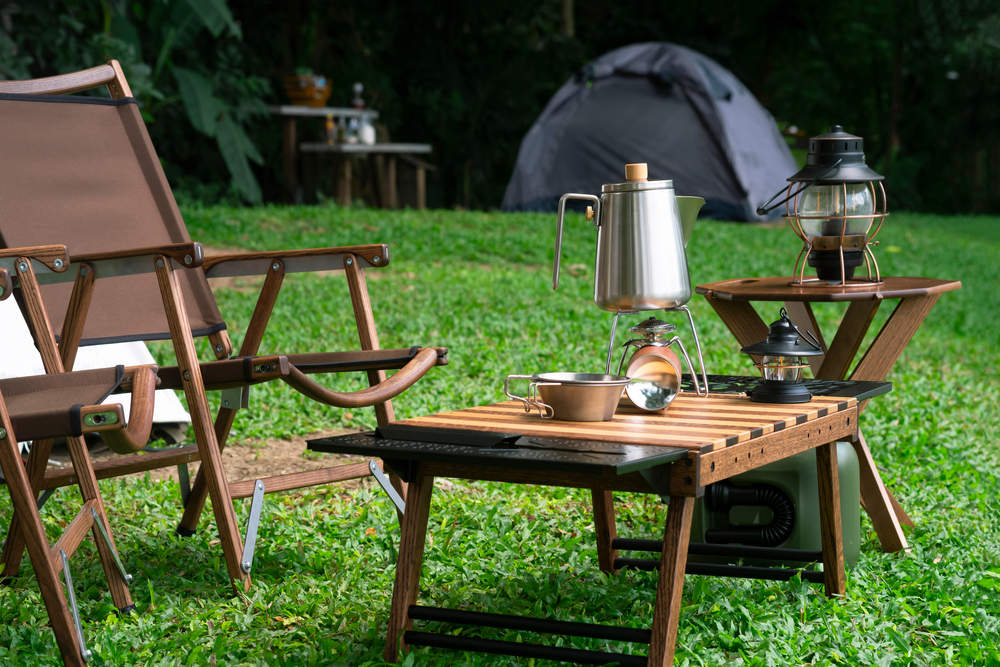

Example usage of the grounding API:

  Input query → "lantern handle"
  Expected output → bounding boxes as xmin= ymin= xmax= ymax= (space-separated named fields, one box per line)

xmin=779 ymin=307 xmax=823 ymax=352
xmin=756 ymin=159 xmax=842 ymax=216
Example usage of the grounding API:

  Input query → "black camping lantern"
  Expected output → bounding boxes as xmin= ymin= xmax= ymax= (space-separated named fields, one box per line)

xmin=758 ymin=125 xmax=888 ymax=287
xmin=740 ymin=309 xmax=823 ymax=404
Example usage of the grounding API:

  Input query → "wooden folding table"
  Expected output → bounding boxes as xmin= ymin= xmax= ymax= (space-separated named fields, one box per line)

xmin=310 ymin=378 xmax=890 ymax=666
xmin=696 ymin=276 xmax=961 ymax=553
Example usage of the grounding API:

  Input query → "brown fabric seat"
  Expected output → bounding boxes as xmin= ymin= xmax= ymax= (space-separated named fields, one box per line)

xmin=0 ymin=366 xmax=124 ymax=441
xmin=0 ymin=61 xmax=447 ymax=594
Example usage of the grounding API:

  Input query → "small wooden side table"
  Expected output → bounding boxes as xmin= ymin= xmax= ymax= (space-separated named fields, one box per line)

xmin=299 ymin=142 xmax=433 ymax=209
xmin=695 ymin=276 xmax=961 ymax=553
xmin=269 ymin=105 xmax=380 ymax=202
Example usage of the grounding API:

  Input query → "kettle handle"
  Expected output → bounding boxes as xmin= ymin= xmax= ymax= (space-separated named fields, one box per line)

xmin=553 ymin=193 xmax=601 ymax=290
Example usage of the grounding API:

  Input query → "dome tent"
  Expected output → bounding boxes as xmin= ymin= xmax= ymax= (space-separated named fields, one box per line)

xmin=502 ymin=42 xmax=796 ymax=221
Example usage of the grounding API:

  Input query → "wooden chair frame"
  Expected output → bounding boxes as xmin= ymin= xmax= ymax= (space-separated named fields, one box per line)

xmin=1 ymin=246 xmax=159 ymax=667
xmin=0 ymin=63 xmax=442 ymax=592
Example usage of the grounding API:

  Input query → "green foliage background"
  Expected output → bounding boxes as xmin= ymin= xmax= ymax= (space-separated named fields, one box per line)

xmin=2 ymin=0 xmax=999 ymax=211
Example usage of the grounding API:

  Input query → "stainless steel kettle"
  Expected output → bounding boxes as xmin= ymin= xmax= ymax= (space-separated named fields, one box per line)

xmin=552 ymin=163 xmax=705 ymax=312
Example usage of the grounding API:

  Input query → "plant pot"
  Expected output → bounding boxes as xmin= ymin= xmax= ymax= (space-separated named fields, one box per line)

xmin=284 ymin=75 xmax=331 ymax=107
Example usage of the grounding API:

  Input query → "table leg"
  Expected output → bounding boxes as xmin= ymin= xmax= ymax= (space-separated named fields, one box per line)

xmin=281 ymin=118 xmax=298 ymax=203
xmin=818 ymin=300 xmax=881 ymax=380
xmin=816 ymin=442 xmax=846 ymax=597
xmin=384 ymin=470 xmax=434 ymax=663
xmin=647 ymin=496 xmax=694 ymax=667
xmin=591 ymin=490 xmax=619 ymax=574
xmin=703 ymin=296 xmax=769 ymax=353
xmin=853 ymin=429 xmax=910 ymax=552
xmin=386 ymin=156 xmax=397 ymax=209
xmin=850 ymin=295 xmax=940 ymax=386
xmin=416 ymin=164 xmax=426 ymax=209
xmin=337 ymin=157 xmax=352 ymax=207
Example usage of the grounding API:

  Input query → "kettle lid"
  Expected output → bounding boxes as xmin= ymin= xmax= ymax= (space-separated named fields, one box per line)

xmin=602 ymin=162 xmax=674 ymax=193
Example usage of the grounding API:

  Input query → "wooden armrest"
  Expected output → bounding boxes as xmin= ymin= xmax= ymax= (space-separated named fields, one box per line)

xmin=86 ymin=365 xmax=157 ymax=455
xmin=26 ymin=242 xmax=206 ymax=286
xmin=0 ymin=245 xmax=70 ymax=273
xmin=202 ymin=244 xmax=390 ymax=278
xmin=281 ymin=347 xmax=438 ymax=408
xmin=0 ymin=268 xmax=9 ymax=301
xmin=71 ymin=242 xmax=203 ymax=268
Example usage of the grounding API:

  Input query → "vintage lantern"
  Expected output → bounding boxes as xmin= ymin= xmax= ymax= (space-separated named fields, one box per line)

xmin=758 ymin=125 xmax=888 ymax=287
xmin=740 ymin=309 xmax=823 ymax=404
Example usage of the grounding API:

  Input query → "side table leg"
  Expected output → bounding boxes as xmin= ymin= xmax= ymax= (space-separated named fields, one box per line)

xmin=647 ymin=496 xmax=694 ymax=667
xmin=816 ymin=442 xmax=846 ymax=597
xmin=853 ymin=430 xmax=910 ymax=552
xmin=281 ymin=118 xmax=298 ymax=203
xmin=416 ymin=164 xmax=426 ymax=209
xmin=590 ymin=490 xmax=619 ymax=574
xmin=384 ymin=470 xmax=434 ymax=663
xmin=386 ymin=156 xmax=397 ymax=209
xmin=337 ymin=157 xmax=352 ymax=207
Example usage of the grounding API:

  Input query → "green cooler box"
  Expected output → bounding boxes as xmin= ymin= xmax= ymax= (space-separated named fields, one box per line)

xmin=690 ymin=441 xmax=861 ymax=568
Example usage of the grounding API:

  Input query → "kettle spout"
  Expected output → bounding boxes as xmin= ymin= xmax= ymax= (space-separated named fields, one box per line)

xmin=676 ymin=196 xmax=706 ymax=248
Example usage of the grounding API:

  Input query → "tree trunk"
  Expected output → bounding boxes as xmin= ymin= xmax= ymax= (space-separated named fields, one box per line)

xmin=561 ymin=0 xmax=575 ymax=37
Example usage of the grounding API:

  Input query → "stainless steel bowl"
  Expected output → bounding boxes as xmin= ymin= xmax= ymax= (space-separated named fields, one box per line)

xmin=505 ymin=373 xmax=629 ymax=421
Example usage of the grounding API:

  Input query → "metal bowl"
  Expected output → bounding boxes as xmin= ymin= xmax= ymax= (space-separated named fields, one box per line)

xmin=505 ymin=373 xmax=629 ymax=422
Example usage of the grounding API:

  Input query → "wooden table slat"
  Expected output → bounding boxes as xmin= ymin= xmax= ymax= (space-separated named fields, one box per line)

xmin=402 ymin=395 xmax=855 ymax=452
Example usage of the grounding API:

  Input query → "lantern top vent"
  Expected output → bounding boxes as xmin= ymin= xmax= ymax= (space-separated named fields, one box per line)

xmin=789 ymin=125 xmax=884 ymax=184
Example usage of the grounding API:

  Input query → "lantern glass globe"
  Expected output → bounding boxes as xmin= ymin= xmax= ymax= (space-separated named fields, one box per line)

xmin=761 ymin=355 xmax=806 ymax=382
xmin=798 ymin=183 xmax=874 ymax=237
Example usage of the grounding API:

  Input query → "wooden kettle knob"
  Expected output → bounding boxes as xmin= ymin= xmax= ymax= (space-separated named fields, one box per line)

xmin=625 ymin=163 xmax=648 ymax=182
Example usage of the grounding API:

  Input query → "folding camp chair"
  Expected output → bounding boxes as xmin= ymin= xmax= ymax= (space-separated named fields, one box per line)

xmin=0 ymin=62 xmax=447 ymax=593
xmin=0 ymin=246 xmax=158 ymax=667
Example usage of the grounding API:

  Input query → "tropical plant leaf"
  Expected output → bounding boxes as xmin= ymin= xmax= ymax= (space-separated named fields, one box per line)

xmin=173 ymin=67 xmax=219 ymax=136
xmin=229 ymin=118 xmax=264 ymax=165
xmin=216 ymin=115 xmax=261 ymax=203
xmin=183 ymin=0 xmax=241 ymax=39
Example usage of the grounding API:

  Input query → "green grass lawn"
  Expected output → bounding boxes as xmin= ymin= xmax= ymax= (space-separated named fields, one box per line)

xmin=1 ymin=205 xmax=998 ymax=666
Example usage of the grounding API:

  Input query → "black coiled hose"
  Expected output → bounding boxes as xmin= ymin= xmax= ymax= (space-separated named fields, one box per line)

xmin=704 ymin=480 xmax=795 ymax=547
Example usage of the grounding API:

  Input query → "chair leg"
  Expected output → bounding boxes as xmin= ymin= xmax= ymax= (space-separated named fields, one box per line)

xmin=155 ymin=257 xmax=248 ymax=591
xmin=0 ymin=412 xmax=87 ymax=666
xmin=64 ymin=435 xmax=133 ymax=611
xmin=1 ymin=437 xmax=56 ymax=580
xmin=176 ymin=407 xmax=238 ymax=535
xmin=591 ymin=489 xmax=619 ymax=574
xmin=647 ymin=495 xmax=694 ymax=667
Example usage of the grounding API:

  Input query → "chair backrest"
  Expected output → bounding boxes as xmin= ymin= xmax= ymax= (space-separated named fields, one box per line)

xmin=0 ymin=64 xmax=225 ymax=346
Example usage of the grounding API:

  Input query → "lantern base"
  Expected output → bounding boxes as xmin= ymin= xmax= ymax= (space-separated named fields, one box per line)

xmin=749 ymin=379 xmax=813 ymax=404
xmin=788 ymin=277 xmax=885 ymax=290
xmin=807 ymin=248 xmax=865 ymax=283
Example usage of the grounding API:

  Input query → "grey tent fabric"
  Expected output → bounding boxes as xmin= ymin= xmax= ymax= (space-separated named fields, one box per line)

xmin=502 ymin=42 xmax=796 ymax=221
